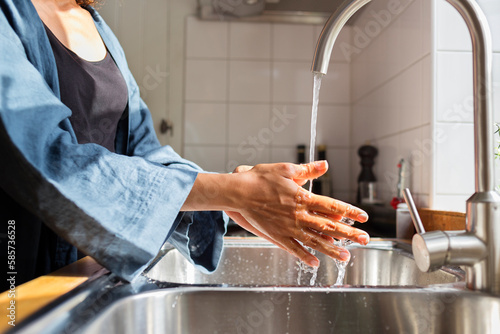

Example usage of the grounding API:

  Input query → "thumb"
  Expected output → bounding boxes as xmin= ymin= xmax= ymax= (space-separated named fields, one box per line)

xmin=292 ymin=161 xmax=328 ymax=181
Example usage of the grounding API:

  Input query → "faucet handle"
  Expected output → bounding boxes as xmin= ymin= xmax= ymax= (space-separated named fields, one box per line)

xmin=402 ymin=188 xmax=487 ymax=272
xmin=402 ymin=188 xmax=442 ymax=271
xmin=402 ymin=188 xmax=425 ymax=234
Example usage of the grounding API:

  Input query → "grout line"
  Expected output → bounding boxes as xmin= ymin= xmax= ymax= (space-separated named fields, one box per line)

xmin=351 ymin=52 xmax=432 ymax=104
xmin=349 ymin=122 xmax=432 ymax=144
xmin=223 ymin=144 xmax=352 ymax=150
xmin=184 ymin=100 xmax=351 ymax=107
xmin=434 ymin=192 xmax=475 ymax=196
xmin=185 ymin=144 xmax=228 ymax=148
xmin=185 ymin=56 xmax=351 ymax=65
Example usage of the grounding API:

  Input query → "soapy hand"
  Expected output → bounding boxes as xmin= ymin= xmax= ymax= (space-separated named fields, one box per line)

xmin=225 ymin=161 xmax=369 ymax=266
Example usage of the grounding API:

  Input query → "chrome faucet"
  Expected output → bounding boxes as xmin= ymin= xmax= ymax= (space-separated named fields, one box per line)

xmin=312 ymin=0 xmax=500 ymax=295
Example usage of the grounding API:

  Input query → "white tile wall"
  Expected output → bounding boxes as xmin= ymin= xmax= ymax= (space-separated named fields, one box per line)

xmin=434 ymin=123 xmax=475 ymax=195
xmin=433 ymin=0 xmax=500 ymax=211
xmin=350 ymin=0 xmax=499 ymax=211
xmin=272 ymin=61 xmax=313 ymax=103
xmin=186 ymin=17 xmax=228 ymax=58
xmin=185 ymin=59 xmax=227 ymax=101
xmin=229 ymin=61 xmax=271 ymax=102
xmin=272 ymin=24 xmax=315 ymax=61
xmin=435 ymin=52 xmax=473 ymax=123
xmin=350 ymin=0 xmax=432 ymax=205
xmin=435 ymin=1 xmax=471 ymax=51
xmin=270 ymin=104 xmax=312 ymax=147
xmin=227 ymin=104 xmax=270 ymax=145
xmin=183 ymin=16 xmax=353 ymax=197
xmin=184 ymin=103 xmax=227 ymax=145
xmin=229 ymin=22 xmax=271 ymax=59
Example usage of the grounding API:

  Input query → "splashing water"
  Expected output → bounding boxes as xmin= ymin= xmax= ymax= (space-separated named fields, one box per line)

xmin=334 ymin=217 xmax=355 ymax=286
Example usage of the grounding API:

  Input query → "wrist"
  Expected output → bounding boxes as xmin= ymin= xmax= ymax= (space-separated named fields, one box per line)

xmin=181 ymin=172 xmax=245 ymax=212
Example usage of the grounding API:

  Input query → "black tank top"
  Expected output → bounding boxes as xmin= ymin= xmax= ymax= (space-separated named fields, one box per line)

xmin=44 ymin=24 xmax=128 ymax=152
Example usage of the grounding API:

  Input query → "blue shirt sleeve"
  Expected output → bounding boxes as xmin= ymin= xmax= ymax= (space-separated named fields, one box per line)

xmin=0 ymin=2 xmax=227 ymax=282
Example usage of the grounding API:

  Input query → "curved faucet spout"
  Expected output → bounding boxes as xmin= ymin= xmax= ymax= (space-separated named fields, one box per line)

xmin=311 ymin=0 xmax=371 ymax=75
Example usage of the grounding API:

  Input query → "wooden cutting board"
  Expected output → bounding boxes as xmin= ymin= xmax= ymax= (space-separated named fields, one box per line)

xmin=0 ymin=257 xmax=106 ymax=332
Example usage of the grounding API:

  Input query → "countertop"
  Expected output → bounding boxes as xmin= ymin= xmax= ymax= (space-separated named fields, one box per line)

xmin=0 ymin=257 xmax=107 ymax=333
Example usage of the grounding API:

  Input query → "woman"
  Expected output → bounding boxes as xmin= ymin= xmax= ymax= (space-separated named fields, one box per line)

xmin=0 ymin=0 xmax=369 ymax=290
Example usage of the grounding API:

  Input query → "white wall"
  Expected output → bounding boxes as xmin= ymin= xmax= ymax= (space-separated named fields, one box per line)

xmin=433 ymin=0 xmax=500 ymax=211
xmin=350 ymin=0 xmax=433 ymax=207
xmin=183 ymin=18 xmax=353 ymax=201
xmin=350 ymin=0 xmax=500 ymax=212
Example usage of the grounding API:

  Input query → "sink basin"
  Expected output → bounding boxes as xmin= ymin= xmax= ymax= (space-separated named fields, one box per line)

xmin=15 ymin=239 xmax=497 ymax=334
xmin=81 ymin=287 xmax=500 ymax=334
xmin=146 ymin=238 xmax=463 ymax=287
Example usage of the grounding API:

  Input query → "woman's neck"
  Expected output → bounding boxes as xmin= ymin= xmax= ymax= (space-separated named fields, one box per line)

xmin=31 ymin=0 xmax=107 ymax=62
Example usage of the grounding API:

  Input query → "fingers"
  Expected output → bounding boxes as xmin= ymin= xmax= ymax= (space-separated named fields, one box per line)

xmin=227 ymin=210 xmax=322 ymax=267
xmin=296 ymin=210 xmax=370 ymax=245
xmin=301 ymin=189 xmax=368 ymax=223
xmin=289 ymin=161 xmax=328 ymax=181
xmin=280 ymin=237 xmax=320 ymax=267
xmin=296 ymin=228 xmax=351 ymax=262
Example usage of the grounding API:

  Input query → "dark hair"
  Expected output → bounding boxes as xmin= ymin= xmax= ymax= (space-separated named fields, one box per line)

xmin=76 ymin=0 xmax=99 ymax=6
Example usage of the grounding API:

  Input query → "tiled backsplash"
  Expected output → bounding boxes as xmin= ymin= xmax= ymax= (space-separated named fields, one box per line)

xmin=350 ymin=0 xmax=433 ymax=207
xmin=183 ymin=17 xmax=353 ymax=201
xmin=350 ymin=0 xmax=500 ymax=212
xmin=433 ymin=0 xmax=500 ymax=211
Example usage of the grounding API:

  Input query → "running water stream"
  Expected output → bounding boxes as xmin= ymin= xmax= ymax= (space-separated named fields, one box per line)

xmin=296 ymin=72 xmax=352 ymax=286
xmin=308 ymin=73 xmax=324 ymax=193
xmin=297 ymin=72 xmax=324 ymax=286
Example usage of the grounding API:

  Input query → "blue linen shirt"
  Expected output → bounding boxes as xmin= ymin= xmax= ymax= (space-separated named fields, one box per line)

xmin=0 ymin=0 xmax=227 ymax=282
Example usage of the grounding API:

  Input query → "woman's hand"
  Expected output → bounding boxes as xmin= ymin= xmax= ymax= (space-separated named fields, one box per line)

xmin=182 ymin=161 xmax=369 ymax=267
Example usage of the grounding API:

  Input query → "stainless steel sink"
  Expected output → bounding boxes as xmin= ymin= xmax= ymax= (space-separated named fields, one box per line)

xmin=16 ymin=239 xmax=499 ymax=334
xmin=81 ymin=287 xmax=500 ymax=334
xmin=146 ymin=238 xmax=463 ymax=287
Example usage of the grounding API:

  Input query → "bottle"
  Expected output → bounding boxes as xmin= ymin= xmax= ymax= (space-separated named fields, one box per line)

xmin=357 ymin=144 xmax=378 ymax=204
xmin=296 ymin=144 xmax=309 ymax=189
xmin=312 ymin=145 xmax=332 ymax=196
xmin=296 ymin=144 xmax=306 ymax=164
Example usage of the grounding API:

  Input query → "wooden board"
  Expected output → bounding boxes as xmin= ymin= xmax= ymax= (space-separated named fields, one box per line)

xmin=418 ymin=208 xmax=466 ymax=231
xmin=0 ymin=257 xmax=106 ymax=332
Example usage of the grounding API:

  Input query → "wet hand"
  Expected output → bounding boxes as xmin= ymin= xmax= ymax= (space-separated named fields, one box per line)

xmin=226 ymin=161 xmax=369 ymax=267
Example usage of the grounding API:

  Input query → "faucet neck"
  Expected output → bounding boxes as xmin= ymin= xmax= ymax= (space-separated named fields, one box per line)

xmin=446 ymin=0 xmax=494 ymax=193
xmin=311 ymin=0 xmax=371 ymax=75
